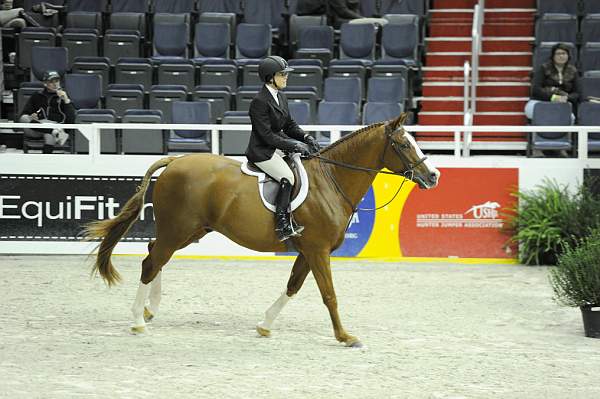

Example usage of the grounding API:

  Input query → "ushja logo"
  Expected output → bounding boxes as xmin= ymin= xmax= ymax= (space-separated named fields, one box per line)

xmin=465 ymin=201 xmax=500 ymax=219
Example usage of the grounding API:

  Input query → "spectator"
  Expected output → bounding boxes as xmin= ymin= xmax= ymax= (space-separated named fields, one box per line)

xmin=525 ymin=43 xmax=580 ymax=121
xmin=0 ymin=0 xmax=26 ymax=28
xmin=19 ymin=71 xmax=75 ymax=153
xmin=297 ymin=0 xmax=363 ymax=28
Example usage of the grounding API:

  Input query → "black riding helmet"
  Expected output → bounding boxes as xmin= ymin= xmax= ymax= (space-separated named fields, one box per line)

xmin=258 ymin=56 xmax=294 ymax=83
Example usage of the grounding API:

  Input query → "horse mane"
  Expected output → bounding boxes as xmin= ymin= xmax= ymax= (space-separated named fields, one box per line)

xmin=319 ymin=122 xmax=385 ymax=155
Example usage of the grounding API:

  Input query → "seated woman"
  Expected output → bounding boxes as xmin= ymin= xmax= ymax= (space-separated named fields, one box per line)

xmin=525 ymin=42 xmax=580 ymax=122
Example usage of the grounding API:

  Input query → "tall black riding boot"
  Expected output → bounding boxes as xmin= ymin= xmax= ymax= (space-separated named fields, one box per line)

xmin=275 ymin=178 xmax=303 ymax=241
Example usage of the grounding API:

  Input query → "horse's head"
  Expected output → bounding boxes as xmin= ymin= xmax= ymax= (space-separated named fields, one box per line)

xmin=382 ymin=113 xmax=440 ymax=189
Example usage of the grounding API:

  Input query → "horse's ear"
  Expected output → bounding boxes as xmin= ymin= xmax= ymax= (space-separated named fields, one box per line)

xmin=389 ymin=112 xmax=408 ymax=130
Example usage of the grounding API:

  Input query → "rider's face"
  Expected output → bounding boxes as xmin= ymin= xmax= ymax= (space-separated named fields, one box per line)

xmin=273 ymin=71 xmax=288 ymax=89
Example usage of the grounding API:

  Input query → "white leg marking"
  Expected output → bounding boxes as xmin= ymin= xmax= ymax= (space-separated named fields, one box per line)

xmin=257 ymin=291 xmax=292 ymax=332
xmin=147 ymin=271 xmax=162 ymax=316
xmin=131 ymin=281 xmax=151 ymax=331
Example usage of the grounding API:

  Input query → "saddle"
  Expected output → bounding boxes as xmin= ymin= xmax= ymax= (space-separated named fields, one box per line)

xmin=241 ymin=153 xmax=309 ymax=213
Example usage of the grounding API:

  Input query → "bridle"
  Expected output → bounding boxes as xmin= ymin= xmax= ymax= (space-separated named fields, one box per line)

xmin=311 ymin=123 xmax=428 ymax=213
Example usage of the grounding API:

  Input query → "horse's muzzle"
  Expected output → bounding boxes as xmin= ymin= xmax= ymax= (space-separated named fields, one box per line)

xmin=415 ymin=171 xmax=439 ymax=189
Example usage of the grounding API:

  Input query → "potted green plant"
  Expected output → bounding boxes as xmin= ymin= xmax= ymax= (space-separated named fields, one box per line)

xmin=549 ymin=228 xmax=600 ymax=338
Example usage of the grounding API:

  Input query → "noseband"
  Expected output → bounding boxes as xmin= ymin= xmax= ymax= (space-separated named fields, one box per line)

xmin=312 ymin=123 xmax=428 ymax=212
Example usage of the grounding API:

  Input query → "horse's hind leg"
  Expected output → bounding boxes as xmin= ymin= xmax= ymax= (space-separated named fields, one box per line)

xmin=131 ymin=230 xmax=207 ymax=334
xmin=257 ymin=254 xmax=310 ymax=337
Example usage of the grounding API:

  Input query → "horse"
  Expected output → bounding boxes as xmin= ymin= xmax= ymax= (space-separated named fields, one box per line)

xmin=84 ymin=113 xmax=440 ymax=347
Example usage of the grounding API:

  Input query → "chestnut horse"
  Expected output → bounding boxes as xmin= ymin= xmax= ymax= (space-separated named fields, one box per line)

xmin=84 ymin=113 xmax=440 ymax=347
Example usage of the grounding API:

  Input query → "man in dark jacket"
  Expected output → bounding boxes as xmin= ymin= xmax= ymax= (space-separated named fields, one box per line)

xmin=297 ymin=0 xmax=363 ymax=28
xmin=19 ymin=70 xmax=76 ymax=153
xmin=246 ymin=56 xmax=320 ymax=241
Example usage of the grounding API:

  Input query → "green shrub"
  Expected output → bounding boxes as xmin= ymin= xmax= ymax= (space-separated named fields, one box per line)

xmin=504 ymin=179 xmax=600 ymax=265
xmin=550 ymin=228 xmax=600 ymax=307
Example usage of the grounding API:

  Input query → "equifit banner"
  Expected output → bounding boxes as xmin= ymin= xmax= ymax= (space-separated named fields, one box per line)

xmin=0 ymin=174 xmax=155 ymax=241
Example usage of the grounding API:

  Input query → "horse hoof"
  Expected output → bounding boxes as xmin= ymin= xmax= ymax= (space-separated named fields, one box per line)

xmin=256 ymin=325 xmax=271 ymax=337
xmin=143 ymin=307 xmax=154 ymax=323
xmin=130 ymin=325 xmax=146 ymax=335
xmin=345 ymin=339 xmax=363 ymax=348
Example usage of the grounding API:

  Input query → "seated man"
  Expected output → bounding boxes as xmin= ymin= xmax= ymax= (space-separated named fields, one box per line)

xmin=19 ymin=71 xmax=75 ymax=153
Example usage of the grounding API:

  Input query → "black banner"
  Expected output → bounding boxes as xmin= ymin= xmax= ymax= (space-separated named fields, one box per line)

xmin=0 ymin=174 xmax=156 ymax=241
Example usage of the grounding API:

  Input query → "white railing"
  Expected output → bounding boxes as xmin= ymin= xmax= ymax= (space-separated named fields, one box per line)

xmin=470 ymin=0 xmax=485 ymax=115
xmin=2 ymin=122 xmax=600 ymax=160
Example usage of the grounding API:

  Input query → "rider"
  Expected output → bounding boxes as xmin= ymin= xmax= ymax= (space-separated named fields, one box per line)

xmin=246 ymin=56 xmax=321 ymax=242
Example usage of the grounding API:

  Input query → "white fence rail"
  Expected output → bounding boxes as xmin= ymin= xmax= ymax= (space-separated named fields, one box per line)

xmin=2 ymin=122 xmax=600 ymax=160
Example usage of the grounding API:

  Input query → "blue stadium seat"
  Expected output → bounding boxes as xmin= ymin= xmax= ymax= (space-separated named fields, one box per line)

xmin=221 ymin=111 xmax=251 ymax=155
xmin=62 ymin=28 xmax=100 ymax=66
xmin=581 ymin=76 xmax=600 ymax=101
xmin=65 ymin=73 xmax=102 ymax=109
xmin=152 ymin=0 xmax=195 ymax=13
xmin=169 ymin=101 xmax=212 ymax=152
xmin=323 ymin=77 xmax=361 ymax=104
xmin=282 ymin=87 xmax=319 ymax=124
xmin=236 ymin=23 xmax=272 ymax=63
xmin=288 ymin=101 xmax=311 ymax=125
xmin=367 ymin=77 xmax=406 ymax=104
xmin=104 ymin=29 xmax=142 ymax=65
xmin=194 ymin=22 xmax=231 ymax=60
xmin=121 ymin=109 xmax=166 ymax=154
xmin=243 ymin=0 xmax=284 ymax=35
xmin=198 ymin=59 xmax=238 ymax=92
xmin=317 ymin=101 xmax=360 ymax=144
xmin=581 ymin=14 xmax=600 ymax=45
xmin=535 ymin=14 xmax=578 ymax=45
xmin=74 ymin=109 xmax=118 ymax=154
xmin=156 ymin=58 xmax=195 ymax=89
xmin=577 ymin=102 xmax=600 ymax=152
xmin=18 ymin=27 xmax=56 ymax=69
xmin=198 ymin=0 xmax=242 ymax=13
xmin=289 ymin=14 xmax=327 ymax=54
xmin=536 ymin=0 xmax=579 ymax=15
xmin=287 ymin=64 xmax=324 ymax=98
xmin=16 ymin=82 xmax=44 ymax=118
xmin=580 ymin=43 xmax=600 ymax=73
xmin=295 ymin=25 xmax=334 ymax=65
xmin=153 ymin=22 xmax=189 ymax=59
xmin=338 ymin=23 xmax=376 ymax=63
xmin=197 ymin=12 xmax=237 ymax=48
xmin=31 ymin=46 xmax=68 ymax=82
xmin=363 ymin=102 xmax=403 ymax=125
xmin=381 ymin=19 xmax=419 ymax=67
xmin=236 ymin=86 xmax=262 ymax=111
xmin=530 ymin=102 xmax=573 ymax=155
xmin=71 ymin=56 xmax=110 ymax=94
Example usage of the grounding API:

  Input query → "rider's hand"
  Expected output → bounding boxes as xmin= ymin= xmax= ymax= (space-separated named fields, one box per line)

xmin=304 ymin=134 xmax=321 ymax=153
xmin=294 ymin=142 xmax=312 ymax=157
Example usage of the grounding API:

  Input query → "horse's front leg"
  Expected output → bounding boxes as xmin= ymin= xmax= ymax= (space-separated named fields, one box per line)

xmin=256 ymin=253 xmax=310 ymax=337
xmin=305 ymin=250 xmax=362 ymax=347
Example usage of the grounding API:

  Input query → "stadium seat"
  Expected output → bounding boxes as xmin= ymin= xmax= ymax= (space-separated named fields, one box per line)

xmin=168 ymin=101 xmax=212 ymax=152
xmin=289 ymin=14 xmax=327 ymax=54
xmin=105 ymin=84 xmax=145 ymax=119
xmin=535 ymin=14 xmax=578 ymax=45
xmin=288 ymin=100 xmax=312 ymax=124
xmin=295 ymin=25 xmax=334 ymax=66
xmin=323 ymin=77 xmax=362 ymax=104
xmin=198 ymin=59 xmax=238 ymax=92
xmin=114 ymin=58 xmax=153 ymax=91
xmin=582 ymin=0 xmax=600 ymax=14
xmin=148 ymin=85 xmax=188 ymax=123
xmin=236 ymin=23 xmax=272 ymax=63
xmin=221 ymin=111 xmax=251 ymax=155
xmin=367 ymin=76 xmax=406 ymax=106
xmin=282 ymin=87 xmax=319 ymax=124
xmin=65 ymin=10 xmax=102 ymax=31
xmin=536 ymin=0 xmax=579 ymax=15
xmin=236 ymin=86 xmax=261 ymax=111
xmin=66 ymin=0 xmax=106 ymax=12
xmin=381 ymin=19 xmax=419 ymax=67
xmin=360 ymin=0 xmax=426 ymax=16
xmin=64 ymin=73 xmax=102 ymax=109
xmin=362 ymin=102 xmax=404 ymax=125
xmin=198 ymin=0 xmax=242 ymax=14
xmin=192 ymin=85 xmax=232 ymax=122
xmin=157 ymin=58 xmax=195 ymax=89
xmin=153 ymin=22 xmax=189 ymax=59
xmin=30 ymin=47 xmax=68 ymax=82
xmin=287 ymin=64 xmax=324 ymax=99
xmin=243 ymin=0 xmax=284 ymax=36
xmin=580 ymin=76 xmax=600 ymax=101
xmin=152 ymin=0 xmax=195 ymax=13
xmin=18 ymin=27 xmax=56 ymax=69
xmin=577 ymin=102 xmax=600 ymax=152
xmin=241 ymin=62 xmax=262 ymax=86
xmin=121 ymin=109 xmax=166 ymax=154
xmin=530 ymin=102 xmax=573 ymax=156
xmin=197 ymin=12 xmax=237 ymax=48
xmin=71 ymin=56 xmax=110 ymax=94
xmin=580 ymin=42 xmax=600 ymax=73
xmin=16 ymin=82 xmax=44 ymax=118
xmin=581 ymin=14 xmax=600 ymax=45
xmin=338 ymin=23 xmax=376 ymax=63
xmin=317 ymin=101 xmax=360 ymax=144
xmin=74 ymin=109 xmax=118 ymax=154
xmin=62 ymin=28 xmax=100 ymax=66
xmin=194 ymin=22 xmax=231 ymax=60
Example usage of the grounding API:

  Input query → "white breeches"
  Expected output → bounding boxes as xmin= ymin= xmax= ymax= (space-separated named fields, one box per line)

xmin=254 ymin=150 xmax=295 ymax=185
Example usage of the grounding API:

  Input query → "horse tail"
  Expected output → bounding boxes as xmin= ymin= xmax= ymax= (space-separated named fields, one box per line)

xmin=84 ymin=156 xmax=177 ymax=286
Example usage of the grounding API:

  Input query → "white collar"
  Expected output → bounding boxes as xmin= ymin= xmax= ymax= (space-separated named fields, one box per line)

xmin=265 ymin=84 xmax=279 ymax=105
